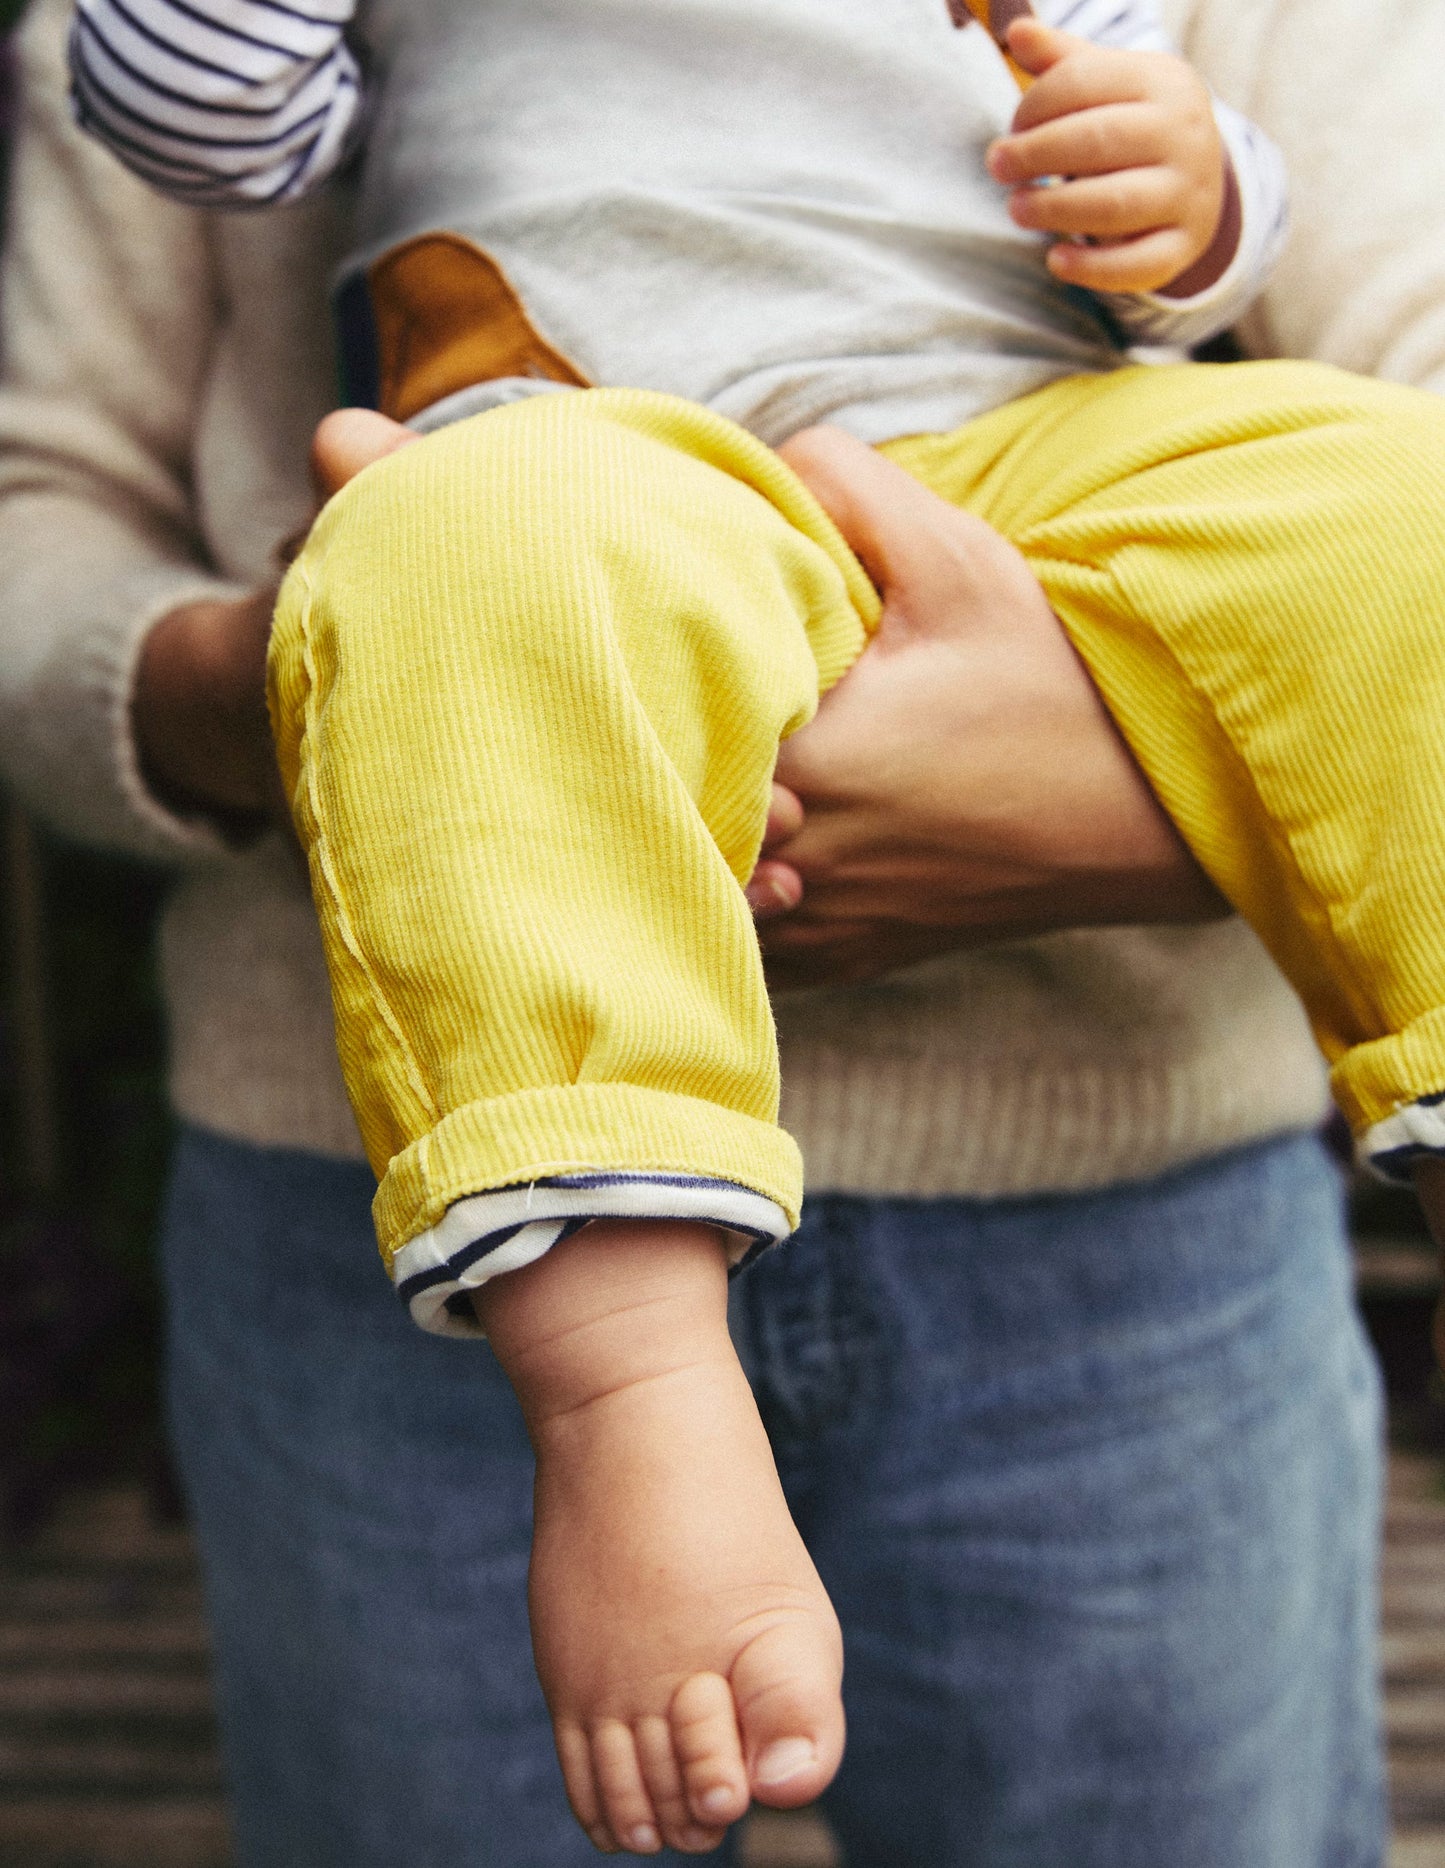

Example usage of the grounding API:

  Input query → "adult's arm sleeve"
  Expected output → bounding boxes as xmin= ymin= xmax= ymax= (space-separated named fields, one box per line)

xmin=1187 ymin=0 xmax=1445 ymax=399
xmin=0 ymin=0 xmax=244 ymax=860
xmin=68 ymin=0 xmax=361 ymax=205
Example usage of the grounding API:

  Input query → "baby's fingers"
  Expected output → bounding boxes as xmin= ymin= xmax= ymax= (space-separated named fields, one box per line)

xmin=1045 ymin=227 xmax=1193 ymax=295
xmin=1006 ymin=167 xmax=1183 ymax=242
xmin=1007 ymin=30 xmax=1154 ymax=132
xmin=1000 ymin=16 xmax=1090 ymax=86
xmin=988 ymin=104 xmax=1166 ymax=187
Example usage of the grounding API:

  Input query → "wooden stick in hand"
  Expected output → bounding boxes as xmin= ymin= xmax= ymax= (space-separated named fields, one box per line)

xmin=945 ymin=0 xmax=1036 ymax=86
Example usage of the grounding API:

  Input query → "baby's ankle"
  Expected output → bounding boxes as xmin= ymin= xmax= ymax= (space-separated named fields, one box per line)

xmin=473 ymin=1218 xmax=736 ymax=1429
xmin=472 ymin=1218 xmax=846 ymax=1853
xmin=524 ymin=1290 xmax=844 ymax=1852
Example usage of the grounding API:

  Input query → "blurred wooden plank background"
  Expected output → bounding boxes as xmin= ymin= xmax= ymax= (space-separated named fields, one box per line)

xmin=3 ymin=1451 xmax=1445 ymax=1868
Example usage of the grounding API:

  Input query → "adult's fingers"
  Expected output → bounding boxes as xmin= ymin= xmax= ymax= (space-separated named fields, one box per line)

xmin=746 ymin=860 xmax=804 ymax=919
xmin=777 ymin=425 xmax=994 ymax=630
xmin=747 ymin=786 xmax=806 ymax=917
xmin=311 ymin=407 xmax=417 ymax=500
xmin=762 ymin=783 xmax=805 ymax=850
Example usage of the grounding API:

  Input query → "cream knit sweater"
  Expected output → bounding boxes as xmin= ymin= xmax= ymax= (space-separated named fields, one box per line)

xmin=5 ymin=0 xmax=1435 ymax=1196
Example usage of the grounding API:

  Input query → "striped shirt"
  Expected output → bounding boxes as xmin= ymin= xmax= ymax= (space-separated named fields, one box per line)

xmin=69 ymin=0 xmax=363 ymax=204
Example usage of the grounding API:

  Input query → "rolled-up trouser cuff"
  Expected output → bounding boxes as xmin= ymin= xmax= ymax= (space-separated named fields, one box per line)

xmin=373 ymin=1079 xmax=804 ymax=1300
xmin=1359 ymin=1095 xmax=1445 ymax=1185
xmin=393 ymin=1172 xmax=789 ymax=1337
xmin=1333 ymin=1005 xmax=1445 ymax=1183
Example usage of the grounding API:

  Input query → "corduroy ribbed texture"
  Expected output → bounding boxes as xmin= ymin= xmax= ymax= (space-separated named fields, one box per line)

xmin=273 ymin=362 xmax=1445 ymax=1272
xmin=886 ymin=357 xmax=1445 ymax=1143
xmin=269 ymin=388 xmax=878 ymax=1266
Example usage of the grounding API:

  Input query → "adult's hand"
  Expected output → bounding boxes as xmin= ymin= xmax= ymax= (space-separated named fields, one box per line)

xmin=130 ymin=409 xmax=415 ymax=836
xmin=753 ymin=427 xmax=1224 ymax=990
xmin=132 ymin=584 xmax=286 ymax=837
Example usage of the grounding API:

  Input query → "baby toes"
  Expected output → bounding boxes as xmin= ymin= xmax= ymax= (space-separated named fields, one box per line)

xmin=671 ymin=1671 xmax=750 ymax=1833
xmin=733 ymin=1618 xmax=845 ymax=1810
xmin=592 ymin=1718 xmax=663 ymax=1853
xmin=554 ymin=1720 xmax=618 ymax=1853
xmin=635 ymin=1710 xmax=729 ymax=1854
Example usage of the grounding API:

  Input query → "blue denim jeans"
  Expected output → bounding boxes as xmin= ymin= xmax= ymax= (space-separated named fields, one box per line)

xmin=160 ymin=1125 xmax=1385 ymax=1868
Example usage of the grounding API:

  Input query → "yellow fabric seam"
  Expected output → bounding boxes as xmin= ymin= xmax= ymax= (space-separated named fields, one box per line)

xmin=293 ymin=557 xmax=441 ymax=1128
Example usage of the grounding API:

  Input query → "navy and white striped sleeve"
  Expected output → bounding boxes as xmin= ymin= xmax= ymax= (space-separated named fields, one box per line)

xmin=68 ymin=0 xmax=363 ymax=207
xmin=390 ymin=1174 xmax=790 ymax=1338
xmin=1034 ymin=0 xmax=1290 ymax=349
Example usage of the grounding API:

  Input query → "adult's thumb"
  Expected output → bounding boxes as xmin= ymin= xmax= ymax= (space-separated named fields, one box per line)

xmin=778 ymin=427 xmax=954 ymax=616
xmin=778 ymin=425 xmax=996 ymax=644
xmin=311 ymin=407 xmax=417 ymax=500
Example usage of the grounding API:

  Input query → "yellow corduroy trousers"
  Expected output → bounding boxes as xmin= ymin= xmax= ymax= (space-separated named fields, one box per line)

xmin=269 ymin=361 xmax=1445 ymax=1272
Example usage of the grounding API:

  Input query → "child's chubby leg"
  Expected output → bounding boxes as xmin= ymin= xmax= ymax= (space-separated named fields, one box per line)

xmin=474 ymin=1218 xmax=844 ymax=1856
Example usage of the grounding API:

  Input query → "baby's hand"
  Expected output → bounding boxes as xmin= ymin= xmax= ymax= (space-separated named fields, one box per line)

xmin=985 ymin=17 xmax=1233 ymax=297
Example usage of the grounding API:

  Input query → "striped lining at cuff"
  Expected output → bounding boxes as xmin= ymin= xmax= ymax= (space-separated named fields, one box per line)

xmin=392 ymin=1173 xmax=789 ymax=1337
xmin=1361 ymin=1093 xmax=1445 ymax=1185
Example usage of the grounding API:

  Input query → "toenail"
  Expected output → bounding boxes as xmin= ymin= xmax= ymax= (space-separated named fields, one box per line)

xmin=699 ymin=1786 xmax=737 ymax=1819
xmin=754 ymin=1737 xmax=818 ymax=1786
xmin=627 ymin=1824 xmax=660 ymax=1852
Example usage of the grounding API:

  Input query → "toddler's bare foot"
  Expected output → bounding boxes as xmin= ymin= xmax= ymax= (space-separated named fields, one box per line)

xmin=477 ymin=1221 xmax=843 ymax=1855
xmin=531 ymin=1328 xmax=841 ymax=1853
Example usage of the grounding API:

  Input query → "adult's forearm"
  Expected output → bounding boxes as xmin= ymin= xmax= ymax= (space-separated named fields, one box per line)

xmin=0 ymin=482 xmax=249 ymax=857
xmin=0 ymin=0 xmax=242 ymax=856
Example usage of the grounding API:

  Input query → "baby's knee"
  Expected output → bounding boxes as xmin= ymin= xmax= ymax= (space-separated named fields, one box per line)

xmin=303 ymin=388 xmax=781 ymax=625
xmin=277 ymin=388 xmax=861 ymax=774
xmin=276 ymin=395 xmax=650 ymax=706
xmin=324 ymin=393 xmax=630 ymax=575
